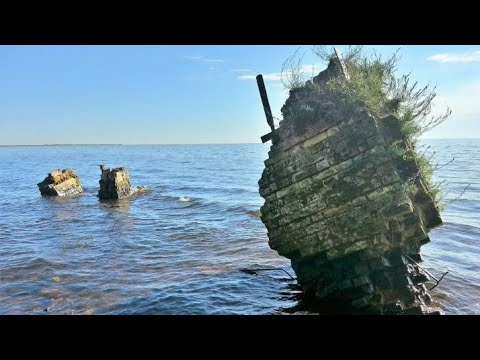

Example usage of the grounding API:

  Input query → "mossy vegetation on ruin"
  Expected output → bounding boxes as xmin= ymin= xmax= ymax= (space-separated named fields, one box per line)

xmin=281 ymin=46 xmax=451 ymax=213
xmin=37 ymin=168 xmax=83 ymax=197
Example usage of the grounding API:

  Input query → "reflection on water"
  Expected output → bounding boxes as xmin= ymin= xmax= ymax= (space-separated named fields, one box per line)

xmin=0 ymin=141 xmax=479 ymax=314
xmin=99 ymin=199 xmax=133 ymax=213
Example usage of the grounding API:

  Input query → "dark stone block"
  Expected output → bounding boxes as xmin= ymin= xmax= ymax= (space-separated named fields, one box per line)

xmin=368 ymin=256 xmax=391 ymax=271
xmin=391 ymin=231 xmax=403 ymax=244
xmin=338 ymin=279 xmax=353 ymax=290
xmin=387 ymin=253 xmax=409 ymax=267
xmin=419 ymin=236 xmax=431 ymax=246
xmin=313 ymin=252 xmax=329 ymax=266
xmin=360 ymin=283 xmax=375 ymax=294
xmin=401 ymin=305 xmax=426 ymax=315
xmin=383 ymin=300 xmax=405 ymax=314
xmin=354 ymin=262 xmax=370 ymax=275
xmin=352 ymin=275 xmax=370 ymax=287
xmin=352 ymin=295 xmax=372 ymax=309
xmin=371 ymin=271 xmax=392 ymax=288
xmin=407 ymin=253 xmax=423 ymax=263
xmin=412 ymin=273 xmax=429 ymax=284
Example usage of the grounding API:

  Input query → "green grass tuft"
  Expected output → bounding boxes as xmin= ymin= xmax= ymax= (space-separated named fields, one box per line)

xmin=281 ymin=46 xmax=452 ymax=212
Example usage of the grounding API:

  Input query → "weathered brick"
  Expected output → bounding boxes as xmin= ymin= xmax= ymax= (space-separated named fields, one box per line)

xmin=352 ymin=275 xmax=371 ymax=287
xmin=258 ymin=58 xmax=442 ymax=314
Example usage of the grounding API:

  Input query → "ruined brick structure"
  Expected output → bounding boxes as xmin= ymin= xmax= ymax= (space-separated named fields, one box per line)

xmin=258 ymin=60 xmax=443 ymax=314
xmin=98 ymin=165 xmax=147 ymax=200
xmin=37 ymin=169 xmax=83 ymax=197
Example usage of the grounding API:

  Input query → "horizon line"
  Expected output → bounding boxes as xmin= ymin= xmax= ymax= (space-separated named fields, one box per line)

xmin=0 ymin=142 xmax=266 ymax=147
xmin=0 ymin=138 xmax=479 ymax=147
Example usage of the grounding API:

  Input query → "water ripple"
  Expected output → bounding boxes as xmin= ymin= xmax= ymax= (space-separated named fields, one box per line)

xmin=0 ymin=141 xmax=479 ymax=314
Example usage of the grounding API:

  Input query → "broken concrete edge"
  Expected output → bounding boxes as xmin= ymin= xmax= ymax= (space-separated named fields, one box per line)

xmin=37 ymin=169 xmax=84 ymax=197
xmin=129 ymin=185 xmax=149 ymax=197
xmin=258 ymin=58 xmax=444 ymax=314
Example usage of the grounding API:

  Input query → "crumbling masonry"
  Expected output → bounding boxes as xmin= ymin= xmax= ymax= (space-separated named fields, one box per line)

xmin=258 ymin=60 xmax=443 ymax=314
xmin=37 ymin=169 xmax=83 ymax=197
xmin=98 ymin=165 xmax=147 ymax=200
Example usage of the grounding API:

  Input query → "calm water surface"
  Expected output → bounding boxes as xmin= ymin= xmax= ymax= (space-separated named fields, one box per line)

xmin=0 ymin=140 xmax=478 ymax=314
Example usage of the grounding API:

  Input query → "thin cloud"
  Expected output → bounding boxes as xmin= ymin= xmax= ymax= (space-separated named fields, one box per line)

xmin=422 ymin=80 xmax=480 ymax=138
xmin=184 ymin=55 xmax=225 ymax=63
xmin=427 ymin=50 xmax=480 ymax=63
xmin=238 ymin=64 xmax=321 ymax=81
xmin=232 ymin=69 xmax=252 ymax=72
xmin=433 ymin=81 xmax=480 ymax=119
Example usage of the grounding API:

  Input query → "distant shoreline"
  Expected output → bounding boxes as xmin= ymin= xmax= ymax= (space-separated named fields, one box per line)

xmin=0 ymin=144 xmax=124 ymax=147
xmin=0 ymin=139 xmax=479 ymax=147
xmin=0 ymin=143 xmax=265 ymax=147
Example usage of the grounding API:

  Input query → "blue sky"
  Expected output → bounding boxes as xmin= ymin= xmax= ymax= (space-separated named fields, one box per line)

xmin=0 ymin=45 xmax=479 ymax=145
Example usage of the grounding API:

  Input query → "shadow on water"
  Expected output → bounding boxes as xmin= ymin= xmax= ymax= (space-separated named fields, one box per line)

xmin=41 ymin=194 xmax=83 ymax=204
xmin=236 ymin=268 xmax=354 ymax=315
xmin=279 ymin=289 xmax=365 ymax=315
xmin=237 ymin=268 xmax=376 ymax=315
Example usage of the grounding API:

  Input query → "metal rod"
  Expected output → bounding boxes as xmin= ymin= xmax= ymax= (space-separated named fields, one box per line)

xmin=429 ymin=271 xmax=449 ymax=290
xmin=239 ymin=267 xmax=295 ymax=280
xmin=256 ymin=74 xmax=275 ymax=132
xmin=404 ymin=254 xmax=449 ymax=290
xmin=404 ymin=255 xmax=438 ymax=282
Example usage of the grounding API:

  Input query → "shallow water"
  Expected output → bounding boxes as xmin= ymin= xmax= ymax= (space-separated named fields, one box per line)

xmin=0 ymin=140 xmax=478 ymax=314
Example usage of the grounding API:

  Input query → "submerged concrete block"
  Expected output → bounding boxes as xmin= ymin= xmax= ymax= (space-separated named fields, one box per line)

xmin=37 ymin=169 xmax=83 ymax=197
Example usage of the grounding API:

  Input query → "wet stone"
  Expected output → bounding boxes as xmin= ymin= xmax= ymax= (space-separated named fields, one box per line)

xmin=37 ymin=169 xmax=83 ymax=197
xmin=98 ymin=165 xmax=147 ymax=200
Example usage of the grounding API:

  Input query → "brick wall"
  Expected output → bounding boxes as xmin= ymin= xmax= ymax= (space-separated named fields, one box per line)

xmin=258 ymin=60 xmax=443 ymax=314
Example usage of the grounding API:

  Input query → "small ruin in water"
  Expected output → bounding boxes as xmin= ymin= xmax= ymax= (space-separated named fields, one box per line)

xmin=98 ymin=165 xmax=147 ymax=200
xmin=37 ymin=169 xmax=83 ymax=197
